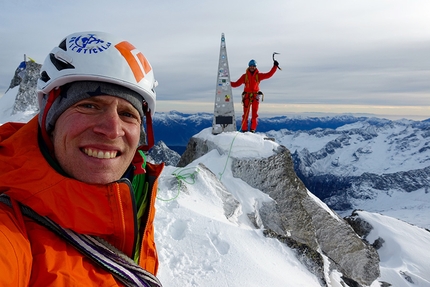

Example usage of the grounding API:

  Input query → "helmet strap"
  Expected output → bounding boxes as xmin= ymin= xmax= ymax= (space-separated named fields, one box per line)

xmin=40 ymin=88 xmax=61 ymax=154
xmin=139 ymin=111 xmax=154 ymax=151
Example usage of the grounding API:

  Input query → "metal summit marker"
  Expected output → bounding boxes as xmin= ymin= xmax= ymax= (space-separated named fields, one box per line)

xmin=212 ymin=33 xmax=236 ymax=135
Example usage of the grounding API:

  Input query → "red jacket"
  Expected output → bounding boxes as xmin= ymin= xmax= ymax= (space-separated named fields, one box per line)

xmin=0 ymin=116 xmax=164 ymax=286
xmin=231 ymin=65 xmax=277 ymax=93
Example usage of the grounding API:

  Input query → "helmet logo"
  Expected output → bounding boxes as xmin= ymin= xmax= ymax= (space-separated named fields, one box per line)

xmin=115 ymin=41 xmax=152 ymax=83
xmin=69 ymin=33 xmax=112 ymax=54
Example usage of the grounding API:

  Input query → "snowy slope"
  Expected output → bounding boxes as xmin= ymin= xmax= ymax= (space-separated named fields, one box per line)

xmin=339 ymin=186 xmax=430 ymax=230
xmin=358 ymin=210 xmax=430 ymax=286
xmin=155 ymin=165 xmax=322 ymax=286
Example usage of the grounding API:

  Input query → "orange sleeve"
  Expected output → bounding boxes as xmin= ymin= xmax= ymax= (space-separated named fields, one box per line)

xmin=230 ymin=74 xmax=245 ymax=88
xmin=0 ymin=207 xmax=32 ymax=286
xmin=258 ymin=65 xmax=277 ymax=81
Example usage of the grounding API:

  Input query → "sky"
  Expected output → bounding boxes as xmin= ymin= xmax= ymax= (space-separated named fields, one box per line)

xmin=1 ymin=0 xmax=430 ymax=120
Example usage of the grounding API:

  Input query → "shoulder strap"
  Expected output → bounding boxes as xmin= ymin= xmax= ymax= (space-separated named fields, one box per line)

xmin=245 ymin=69 xmax=259 ymax=85
xmin=0 ymin=195 xmax=162 ymax=287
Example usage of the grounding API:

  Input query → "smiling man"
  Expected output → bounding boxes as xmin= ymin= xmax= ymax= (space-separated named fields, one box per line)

xmin=49 ymin=81 xmax=145 ymax=185
xmin=0 ymin=32 xmax=164 ymax=286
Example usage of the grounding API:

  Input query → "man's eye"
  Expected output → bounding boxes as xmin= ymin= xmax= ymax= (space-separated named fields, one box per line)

xmin=122 ymin=112 xmax=134 ymax=118
xmin=79 ymin=103 xmax=96 ymax=109
xmin=120 ymin=112 xmax=140 ymax=122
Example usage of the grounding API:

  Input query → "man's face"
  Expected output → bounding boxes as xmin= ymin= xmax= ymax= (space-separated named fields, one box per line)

xmin=249 ymin=65 xmax=256 ymax=71
xmin=51 ymin=95 xmax=141 ymax=184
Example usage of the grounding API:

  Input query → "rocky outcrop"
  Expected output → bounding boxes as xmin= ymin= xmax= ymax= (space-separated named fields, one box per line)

xmin=179 ymin=136 xmax=380 ymax=286
xmin=232 ymin=145 xmax=380 ymax=286
xmin=177 ymin=137 xmax=210 ymax=167
xmin=10 ymin=60 xmax=41 ymax=114
xmin=195 ymin=163 xmax=241 ymax=220
xmin=148 ymin=140 xmax=181 ymax=166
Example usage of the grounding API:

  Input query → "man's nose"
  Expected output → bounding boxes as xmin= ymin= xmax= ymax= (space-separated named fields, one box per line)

xmin=93 ymin=109 xmax=125 ymax=139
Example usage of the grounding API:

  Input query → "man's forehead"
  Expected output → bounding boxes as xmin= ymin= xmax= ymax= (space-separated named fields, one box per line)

xmin=78 ymin=94 xmax=140 ymax=110
xmin=65 ymin=81 xmax=144 ymax=116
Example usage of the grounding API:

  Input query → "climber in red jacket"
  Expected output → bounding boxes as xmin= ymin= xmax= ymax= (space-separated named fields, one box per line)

xmin=231 ymin=59 xmax=279 ymax=132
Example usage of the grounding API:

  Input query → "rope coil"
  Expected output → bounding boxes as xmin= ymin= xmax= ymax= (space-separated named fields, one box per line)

xmin=157 ymin=167 xmax=199 ymax=202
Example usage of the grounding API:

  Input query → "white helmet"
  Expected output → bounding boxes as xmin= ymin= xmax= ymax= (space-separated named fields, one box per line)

xmin=37 ymin=31 xmax=157 ymax=115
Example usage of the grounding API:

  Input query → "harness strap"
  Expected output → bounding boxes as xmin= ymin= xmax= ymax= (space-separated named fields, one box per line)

xmin=0 ymin=195 xmax=162 ymax=287
xmin=242 ymin=91 xmax=265 ymax=104
xmin=245 ymin=69 xmax=259 ymax=86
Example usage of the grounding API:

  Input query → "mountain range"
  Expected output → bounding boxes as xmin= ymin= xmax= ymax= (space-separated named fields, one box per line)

xmin=153 ymin=111 xmax=379 ymax=153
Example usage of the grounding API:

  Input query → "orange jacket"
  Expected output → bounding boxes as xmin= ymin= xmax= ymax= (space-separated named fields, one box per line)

xmin=231 ymin=65 xmax=277 ymax=93
xmin=0 ymin=115 xmax=164 ymax=287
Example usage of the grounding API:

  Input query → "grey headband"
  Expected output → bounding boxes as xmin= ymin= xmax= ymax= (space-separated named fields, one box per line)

xmin=39 ymin=81 xmax=144 ymax=133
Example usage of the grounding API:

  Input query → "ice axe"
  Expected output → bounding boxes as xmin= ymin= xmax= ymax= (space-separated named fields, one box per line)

xmin=272 ymin=52 xmax=282 ymax=70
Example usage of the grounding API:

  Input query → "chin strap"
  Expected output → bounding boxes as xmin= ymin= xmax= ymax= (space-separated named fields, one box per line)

xmin=140 ymin=110 xmax=154 ymax=152
xmin=40 ymin=88 xmax=61 ymax=154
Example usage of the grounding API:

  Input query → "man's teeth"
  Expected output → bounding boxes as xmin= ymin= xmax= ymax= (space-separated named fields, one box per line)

xmin=83 ymin=148 xmax=117 ymax=159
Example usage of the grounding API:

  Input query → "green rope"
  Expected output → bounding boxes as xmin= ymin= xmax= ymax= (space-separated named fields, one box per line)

xmin=218 ymin=101 xmax=252 ymax=181
xmin=157 ymin=167 xmax=199 ymax=202
xmin=218 ymin=132 xmax=240 ymax=181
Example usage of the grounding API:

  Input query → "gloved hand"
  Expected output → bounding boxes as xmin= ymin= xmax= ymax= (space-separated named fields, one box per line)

xmin=274 ymin=60 xmax=279 ymax=67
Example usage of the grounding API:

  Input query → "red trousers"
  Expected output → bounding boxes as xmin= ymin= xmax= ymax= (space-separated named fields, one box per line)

xmin=241 ymin=93 xmax=260 ymax=131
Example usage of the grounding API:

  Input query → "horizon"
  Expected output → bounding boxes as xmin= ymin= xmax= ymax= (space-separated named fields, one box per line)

xmin=1 ymin=91 xmax=429 ymax=122
xmin=154 ymin=101 xmax=430 ymax=121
